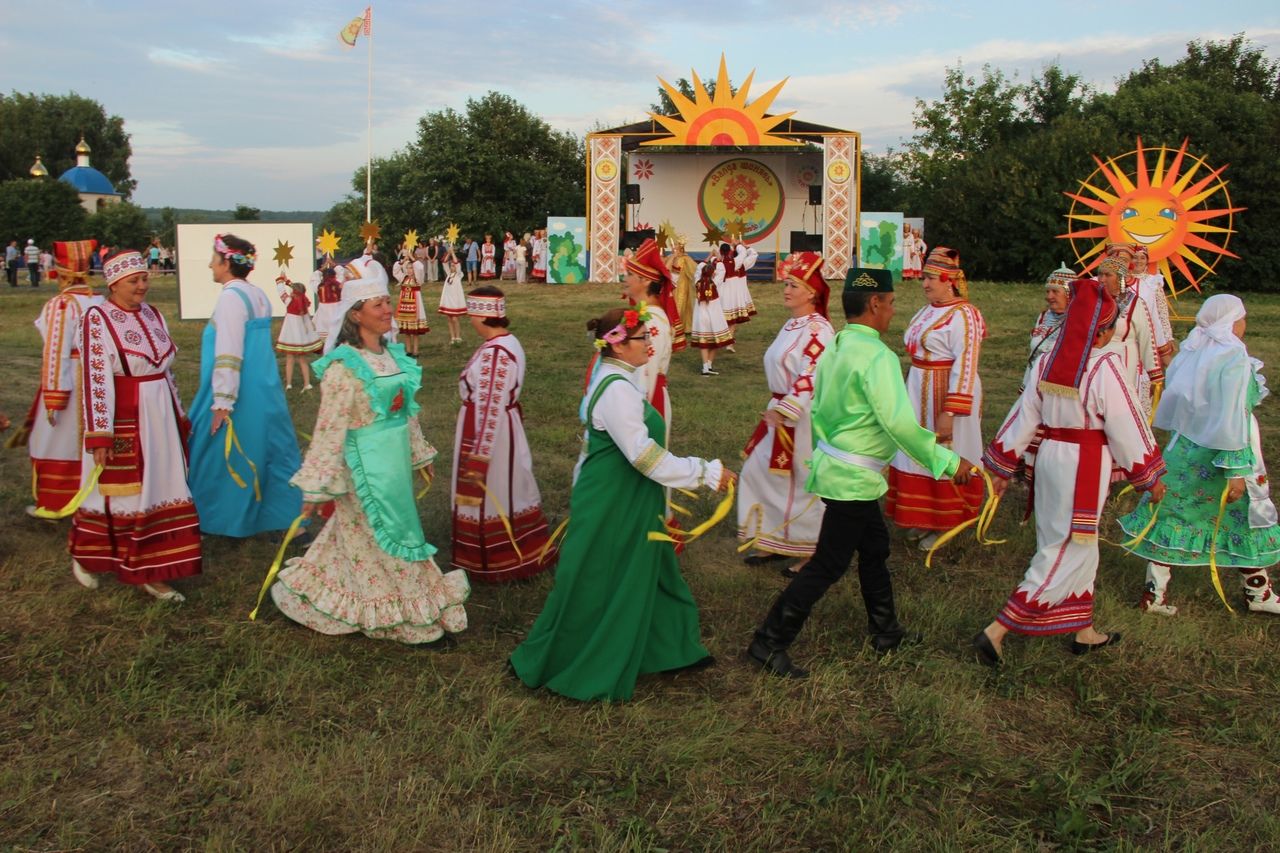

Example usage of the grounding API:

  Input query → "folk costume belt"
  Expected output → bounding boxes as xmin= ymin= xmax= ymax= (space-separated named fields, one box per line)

xmin=814 ymin=441 xmax=885 ymax=474
xmin=1041 ymin=427 xmax=1109 ymax=541
xmin=911 ymin=356 xmax=954 ymax=369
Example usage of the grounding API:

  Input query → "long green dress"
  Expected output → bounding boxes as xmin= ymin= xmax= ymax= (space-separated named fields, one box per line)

xmin=1120 ymin=377 xmax=1280 ymax=568
xmin=509 ymin=373 xmax=711 ymax=701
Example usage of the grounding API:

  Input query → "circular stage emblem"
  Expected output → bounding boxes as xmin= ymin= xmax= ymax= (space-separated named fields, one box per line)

xmin=826 ymin=160 xmax=851 ymax=184
xmin=698 ymin=158 xmax=784 ymax=244
xmin=594 ymin=159 xmax=618 ymax=182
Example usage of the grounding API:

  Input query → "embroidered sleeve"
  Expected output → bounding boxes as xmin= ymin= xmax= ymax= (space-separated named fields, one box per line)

xmin=210 ymin=288 xmax=249 ymax=412
xmin=983 ymin=356 xmax=1050 ymax=480
xmin=1153 ymin=286 xmax=1174 ymax=351
xmin=944 ymin=305 xmax=983 ymax=416
xmin=863 ymin=348 xmax=959 ymax=479
xmin=775 ymin=321 xmax=833 ymax=421
xmin=409 ymin=415 xmax=437 ymax=469
xmin=1130 ymin=298 xmax=1163 ymax=382
xmin=290 ymin=362 xmax=357 ymax=500
xmin=80 ymin=307 xmax=117 ymax=450
xmin=152 ymin=309 xmax=187 ymax=420
xmin=1092 ymin=353 xmax=1165 ymax=490
xmin=460 ymin=345 xmax=511 ymax=479
xmin=39 ymin=297 xmax=78 ymax=412
xmin=593 ymin=378 xmax=723 ymax=489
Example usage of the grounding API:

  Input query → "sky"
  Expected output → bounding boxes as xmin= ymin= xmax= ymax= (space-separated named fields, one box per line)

xmin=5 ymin=1 xmax=1277 ymax=212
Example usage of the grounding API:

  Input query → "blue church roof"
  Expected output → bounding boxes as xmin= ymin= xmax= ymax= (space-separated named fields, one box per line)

xmin=59 ymin=166 xmax=119 ymax=195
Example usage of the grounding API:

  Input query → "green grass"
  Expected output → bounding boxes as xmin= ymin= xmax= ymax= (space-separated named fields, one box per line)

xmin=2 ymin=275 xmax=1279 ymax=850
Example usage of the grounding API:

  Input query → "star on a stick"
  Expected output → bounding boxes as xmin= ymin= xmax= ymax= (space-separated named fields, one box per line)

xmin=317 ymin=228 xmax=341 ymax=258
xmin=446 ymin=222 xmax=460 ymax=246
xmin=726 ymin=219 xmax=747 ymax=242
xmin=273 ymin=240 xmax=294 ymax=268
xmin=403 ymin=229 xmax=419 ymax=252
xmin=701 ymin=224 xmax=724 ymax=246
xmin=359 ymin=221 xmax=381 ymax=242
xmin=656 ymin=220 xmax=676 ymax=250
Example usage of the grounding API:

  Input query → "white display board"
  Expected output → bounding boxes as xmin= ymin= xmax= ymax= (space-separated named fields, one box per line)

xmin=176 ymin=222 xmax=315 ymax=320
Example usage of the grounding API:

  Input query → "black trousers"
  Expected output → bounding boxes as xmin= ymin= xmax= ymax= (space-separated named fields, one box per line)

xmin=779 ymin=497 xmax=894 ymax=628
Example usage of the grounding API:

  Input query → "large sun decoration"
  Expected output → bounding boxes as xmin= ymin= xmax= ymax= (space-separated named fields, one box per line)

xmin=1060 ymin=137 xmax=1242 ymax=295
xmin=644 ymin=55 xmax=798 ymax=148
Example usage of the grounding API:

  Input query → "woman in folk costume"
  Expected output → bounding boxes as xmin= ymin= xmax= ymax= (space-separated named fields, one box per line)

xmin=1096 ymin=256 xmax=1161 ymax=419
xmin=901 ymin=223 xmax=920 ymax=280
xmin=531 ymin=229 xmax=547 ymax=282
xmin=187 ymin=234 xmax=303 ymax=537
xmin=312 ymin=257 xmax=345 ymax=347
xmin=274 ymin=275 xmax=321 ymax=391
xmin=69 ymin=251 xmax=202 ymax=602
xmin=718 ymin=241 xmax=759 ymax=332
xmin=24 ymin=240 xmax=102 ymax=516
xmin=1021 ymin=263 xmax=1075 ymax=391
xmin=392 ymin=246 xmax=429 ymax=357
xmin=974 ymin=279 xmax=1166 ymax=664
xmin=885 ymin=247 xmax=986 ymax=550
xmin=509 ymin=306 xmax=734 ymax=701
xmin=438 ymin=247 xmax=467 ymax=344
xmin=737 ymin=252 xmax=835 ymax=567
xmin=1112 ymin=243 xmax=1175 ymax=367
xmin=479 ymin=234 xmax=498 ymax=280
xmin=450 ymin=287 xmax=555 ymax=582
xmin=501 ymin=231 xmax=518 ymax=280
xmin=271 ymin=273 xmax=469 ymax=644
xmin=620 ymin=238 xmax=684 ymax=440
xmin=689 ymin=248 xmax=734 ymax=376
xmin=1120 ymin=295 xmax=1280 ymax=616
xmin=667 ymin=237 xmax=697 ymax=333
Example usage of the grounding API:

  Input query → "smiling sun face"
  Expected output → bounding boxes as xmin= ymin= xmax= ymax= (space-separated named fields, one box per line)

xmin=1061 ymin=137 xmax=1243 ymax=295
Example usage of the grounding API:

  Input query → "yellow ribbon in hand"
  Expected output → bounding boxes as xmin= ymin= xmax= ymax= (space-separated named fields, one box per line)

xmin=416 ymin=467 xmax=433 ymax=500
xmin=223 ymin=415 xmax=262 ymax=501
xmin=649 ymin=479 xmax=736 ymax=546
xmin=538 ymin=516 xmax=571 ymax=566
xmin=249 ymin=513 xmax=307 ymax=620
xmin=737 ymin=494 xmax=818 ymax=553
xmin=1208 ymin=484 xmax=1235 ymax=613
xmin=925 ymin=467 xmax=1004 ymax=568
xmin=33 ymin=464 xmax=104 ymax=519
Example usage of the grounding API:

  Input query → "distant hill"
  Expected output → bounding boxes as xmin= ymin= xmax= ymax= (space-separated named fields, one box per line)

xmin=142 ymin=208 xmax=327 ymax=226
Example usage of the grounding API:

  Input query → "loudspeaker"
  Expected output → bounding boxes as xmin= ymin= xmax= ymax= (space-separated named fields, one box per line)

xmin=808 ymin=184 xmax=823 ymax=205
xmin=790 ymin=231 xmax=822 ymax=252
xmin=625 ymin=184 xmax=641 ymax=204
xmin=620 ymin=229 xmax=655 ymax=251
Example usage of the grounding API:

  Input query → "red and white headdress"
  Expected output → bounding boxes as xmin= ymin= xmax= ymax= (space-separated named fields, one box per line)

xmin=103 ymin=250 xmax=147 ymax=287
xmin=466 ymin=293 xmax=506 ymax=318
xmin=1038 ymin=278 xmax=1118 ymax=398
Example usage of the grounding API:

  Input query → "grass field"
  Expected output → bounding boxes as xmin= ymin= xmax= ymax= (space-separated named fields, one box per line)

xmin=2 ymin=273 xmax=1279 ymax=851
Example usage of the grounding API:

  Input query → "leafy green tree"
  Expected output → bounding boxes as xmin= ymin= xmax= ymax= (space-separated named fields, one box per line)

xmin=157 ymin=207 xmax=178 ymax=248
xmin=0 ymin=178 xmax=87 ymax=245
xmin=859 ymin=152 xmax=908 ymax=213
xmin=233 ymin=204 xmax=261 ymax=221
xmin=0 ymin=92 xmax=134 ymax=196
xmin=86 ymin=202 xmax=152 ymax=251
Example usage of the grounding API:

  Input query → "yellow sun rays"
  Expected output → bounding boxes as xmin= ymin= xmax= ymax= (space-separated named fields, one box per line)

xmin=643 ymin=55 xmax=799 ymax=148
xmin=1060 ymin=137 xmax=1244 ymax=295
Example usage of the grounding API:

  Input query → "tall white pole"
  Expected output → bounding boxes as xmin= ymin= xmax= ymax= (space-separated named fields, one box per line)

xmin=365 ymin=7 xmax=373 ymax=223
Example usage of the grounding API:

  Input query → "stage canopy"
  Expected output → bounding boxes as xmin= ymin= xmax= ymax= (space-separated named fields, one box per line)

xmin=587 ymin=56 xmax=860 ymax=283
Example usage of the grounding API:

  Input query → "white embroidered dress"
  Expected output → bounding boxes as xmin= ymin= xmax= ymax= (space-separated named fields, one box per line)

xmin=635 ymin=304 xmax=674 ymax=441
xmin=737 ymin=313 xmax=834 ymax=556
xmin=719 ymin=244 xmax=758 ymax=324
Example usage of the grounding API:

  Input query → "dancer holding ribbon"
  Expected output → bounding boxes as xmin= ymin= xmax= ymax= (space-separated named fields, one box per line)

xmin=746 ymin=269 xmax=975 ymax=679
xmin=68 ymin=250 xmax=202 ymax=601
xmin=187 ymin=234 xmax=302 ymax=537
xmin=267 ymin=272 xmax=469 ymax=644
xmin=973 ymin=278 xmax=1166 ymax=665
xmin=450 ymin=286 xmax=555 ymax=582
xmin=1119 ymin=294 xmax=1280 ymax=616
xmin=509 ymin=306 xmax=733 ymax=702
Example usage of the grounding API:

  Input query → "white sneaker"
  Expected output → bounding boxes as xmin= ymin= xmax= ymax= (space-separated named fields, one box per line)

xmin=301 ymin=384 xmax=313 ymax=392
xmin=1246 ymin=591 xmax=1280 ymax=615
xmin=1142 ymin=601 xmax=1179 ymax=616
xmin=142 ymin=583 xmax=186 ymax=603
xmin=71 ymin=560 xmax=100 ymax=590
xmin=917 ymin=532 xmax=940 ymax=551
xmin=285 ymin=384 xmax=293 ymax=391
xmin=701 ymin=364 xmax=719 ymax=376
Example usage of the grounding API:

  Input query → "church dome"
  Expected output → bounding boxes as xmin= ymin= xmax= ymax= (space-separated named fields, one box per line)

xmin=76 ymin=137 xmax=91 ymax=155
xmin=59 ymin=165 xmax=117 ymax=195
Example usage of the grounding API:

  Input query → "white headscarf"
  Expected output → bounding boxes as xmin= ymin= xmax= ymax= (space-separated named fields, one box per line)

xmin=1154 ymin=294 xmax=1256 ymax=451
xmin=321 ymin=257 xmax=390 ymax=353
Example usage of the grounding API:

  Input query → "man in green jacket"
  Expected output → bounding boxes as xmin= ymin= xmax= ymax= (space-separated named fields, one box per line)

xmin=748 ymin=267 xmax=976 ymax=678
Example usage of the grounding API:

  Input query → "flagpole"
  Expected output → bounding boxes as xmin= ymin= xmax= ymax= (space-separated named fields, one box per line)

xmin=365 ymin=6 xmax=373 ymax=224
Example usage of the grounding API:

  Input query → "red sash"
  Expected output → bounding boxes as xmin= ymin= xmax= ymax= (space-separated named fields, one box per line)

xmin=742 ymin=393 xmax=795 ymax=473
xmin=98 ymin=373 xmax=168 ymax=496
xmin=1042 ymin=427 xmax=1108 ymax=540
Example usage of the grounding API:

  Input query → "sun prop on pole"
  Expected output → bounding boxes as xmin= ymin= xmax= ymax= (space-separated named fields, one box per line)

xmin=1059 ymin=137 xmax=1244 ymax=298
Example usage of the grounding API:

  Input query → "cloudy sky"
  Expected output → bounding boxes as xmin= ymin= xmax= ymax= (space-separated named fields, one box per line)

xmin=7 ymin=1 xmax=1277 ymax=211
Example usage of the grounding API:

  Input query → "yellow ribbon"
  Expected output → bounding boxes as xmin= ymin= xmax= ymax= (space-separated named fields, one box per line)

xmin=4 ymin=424 xmax=30 ymax=450
xmin=777 ymin=428 xmax=794 ymax=453
xmin=737 ymin=494 xmax=819 ymax=553
xmin=249 ymin=513 xmax=307 ymax=620
xmin=1148 ymin=381 xmax=1164 ymax=426
xmin=648 ymin=480 xmax=736 ymax=546
xmin=416 ymin=467 xmax=432 ymax=500
xmin=668 ymin=499 xmax=693 ymax=517
xmin=539 ymin=515 xmax=571 ymax=566
xmin=33 ymin=464 xmax=104 ymax=519
xmin=297 ymin=430 xmax=313 ymax=443
xmin=474 ymin=479 xmax=524 ymax=563
xmin=223 ymin=416 xmax=262 ymax=501
xmin=1208 ymin=484 xmax=1234 ymax=613
xmin=925 ymin=468 xmax=1003 ymax=568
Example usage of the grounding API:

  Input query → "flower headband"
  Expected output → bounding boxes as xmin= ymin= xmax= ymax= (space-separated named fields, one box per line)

xmin=593 ymin=305 xmax=654 ymax=350
xmin=214 ymin=234 xmax=256 ymax=270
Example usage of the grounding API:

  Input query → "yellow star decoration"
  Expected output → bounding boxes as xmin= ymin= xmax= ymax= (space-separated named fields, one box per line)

xmin=701 ymin=224 xmax=724 ymax=246
xmin=403 ymin=229 xmax=419 ymax=253
xmin=273 ymin=240 xmax=294 ymax=268
xmin=359 ymin=221 xmax=381 ymax=242
xmin=317 ymin=228 xmax=341 ymax=258
xmin=656 ymin=220 xmax=676 ymax=250
xmin=726 ymin=219 xmax=747 ymax=242
xmin=446 ymin=222 xmax=460 ymax=245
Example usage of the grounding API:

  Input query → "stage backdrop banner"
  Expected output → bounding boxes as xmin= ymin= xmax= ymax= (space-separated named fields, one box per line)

xmin=625 ymin=151 xmax=821 ymax=250
xmin=176 ymin=222 xmax=315 ymax=320
xmin=859 ymin=212 xmax=904 ymax=281
xmin=546 ymin=217 xmax=588 ymax=284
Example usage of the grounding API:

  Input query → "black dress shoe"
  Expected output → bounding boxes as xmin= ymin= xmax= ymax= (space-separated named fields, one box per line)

xmin=1070 ymin=632 xmax=1122 ymax=656
xmin=871 ymin=630 xmax=922 ymax=655
xmin=743 ymin=552 xmax=789 ymax=566
xmin=746 ymin=640 xmax=808 ymax=679
xmin=971 ymin=630 xmax=1002 ymax=667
